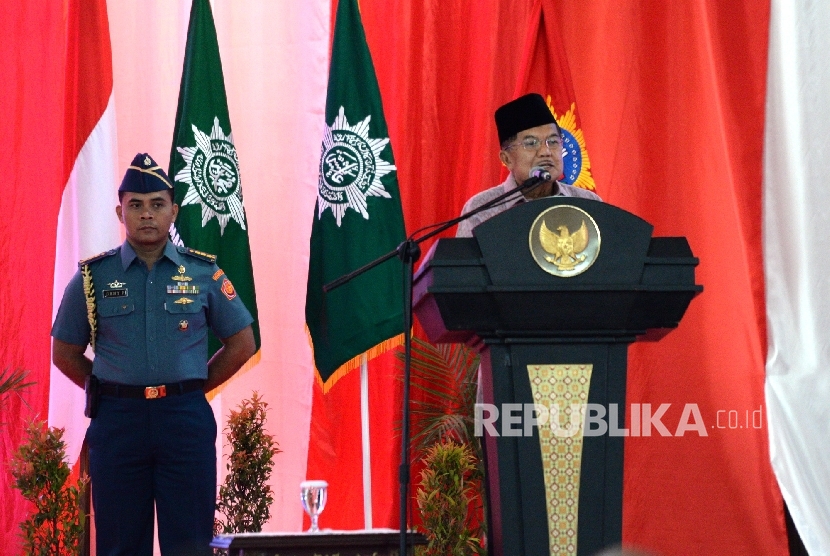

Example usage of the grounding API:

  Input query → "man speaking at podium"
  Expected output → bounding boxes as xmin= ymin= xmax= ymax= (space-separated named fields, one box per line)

xmin=456 ymin=93 xmax=601 ymax=238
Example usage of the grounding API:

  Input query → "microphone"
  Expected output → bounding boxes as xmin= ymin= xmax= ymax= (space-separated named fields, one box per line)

xmin=518 ymin=166 xmax=553 ymax=192
xmin=528 ymin=166 xmax=552 ymax=182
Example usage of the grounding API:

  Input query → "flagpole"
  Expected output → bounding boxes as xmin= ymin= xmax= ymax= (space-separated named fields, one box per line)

xmin=359 ymin=353 xmax=373 ymax=529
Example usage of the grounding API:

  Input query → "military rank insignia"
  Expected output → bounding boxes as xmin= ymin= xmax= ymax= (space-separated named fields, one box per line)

xmin=185 ymin=248 xmax=217 ymax=263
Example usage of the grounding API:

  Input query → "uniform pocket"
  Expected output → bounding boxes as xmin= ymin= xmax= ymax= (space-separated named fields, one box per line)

xmin=165 ymin=299 xmax=204 ymax=336
xmin=98 ymin=302 xmax=135 ymax=317
xmin=96 ymin=301 xmax=137 ymax=346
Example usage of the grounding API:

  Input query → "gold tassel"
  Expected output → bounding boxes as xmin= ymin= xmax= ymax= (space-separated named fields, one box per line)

xmin=81 ymin=265 xmax=97 ymax=351
xmin=306 ymin=327 xmax=405 ymax=394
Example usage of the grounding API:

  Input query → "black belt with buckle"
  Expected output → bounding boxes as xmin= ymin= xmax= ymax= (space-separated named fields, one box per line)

xmin=99 ymin=379 xmax=205 ymax=399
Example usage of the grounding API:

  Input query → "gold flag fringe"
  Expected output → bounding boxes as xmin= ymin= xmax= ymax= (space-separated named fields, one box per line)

xmin=306 ymin=327 xmax=405 ymax=394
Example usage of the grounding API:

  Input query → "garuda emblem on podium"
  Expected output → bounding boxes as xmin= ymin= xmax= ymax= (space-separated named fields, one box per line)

xmin=529 ymin=205 xmax=601 ymax=277
xmin=540 ymin=220 xmax=588 ymax=270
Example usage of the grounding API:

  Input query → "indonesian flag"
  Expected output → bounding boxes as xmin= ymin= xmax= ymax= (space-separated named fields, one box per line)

xmin=48 ymin=0 xmax=120 ymax=466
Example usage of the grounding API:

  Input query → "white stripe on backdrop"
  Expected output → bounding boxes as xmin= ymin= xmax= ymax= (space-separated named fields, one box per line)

xmin=49 ymin=94 xmax=121 ymax=465
xmin=765 ymin=0 xmax=830 ymax=554
xmin=105 ymin=0 xmax=330 ymax=532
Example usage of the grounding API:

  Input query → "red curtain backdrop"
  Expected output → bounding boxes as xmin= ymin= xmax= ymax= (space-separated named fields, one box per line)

xmin=1 ymin=1 xmax=115 ymax=548
xmin=547 ymin=1 xmax=778 ymax=551
xmin=3 ymin=1 xmax=785 ymax=554
xmin=1 ymin=3 xmax=67 ymax=545
xmin=357 ymin=0 xmax=784 ymax=554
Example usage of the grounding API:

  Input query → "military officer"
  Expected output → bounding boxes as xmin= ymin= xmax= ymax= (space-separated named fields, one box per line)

xmin=51 ymin=153 xmax=256 ymax=556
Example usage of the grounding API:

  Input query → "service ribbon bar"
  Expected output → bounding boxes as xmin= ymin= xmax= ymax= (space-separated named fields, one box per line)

xmin=167 ymin=284 xmax=200 ymax=295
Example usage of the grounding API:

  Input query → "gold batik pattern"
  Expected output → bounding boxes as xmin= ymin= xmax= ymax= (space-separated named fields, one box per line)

xmin=527 ymin=364 xmax=593 ymax=556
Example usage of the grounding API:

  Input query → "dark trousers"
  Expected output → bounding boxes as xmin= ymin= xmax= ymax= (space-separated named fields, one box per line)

xmin=87 ymin=389 xmax=216 ymax=556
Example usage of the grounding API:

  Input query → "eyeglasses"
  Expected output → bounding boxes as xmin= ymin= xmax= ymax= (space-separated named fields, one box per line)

xmin=505 ymin=136 xmax=562 ymax=152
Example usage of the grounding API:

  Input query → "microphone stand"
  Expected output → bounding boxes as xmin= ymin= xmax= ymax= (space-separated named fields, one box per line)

xmin=323 ymin=176 xmax=548 ymax=556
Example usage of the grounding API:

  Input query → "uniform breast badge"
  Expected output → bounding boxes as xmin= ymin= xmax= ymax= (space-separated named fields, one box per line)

xmin=168 ymin=284 xmax=199 ymax=294
xmin=171 ymin=265 xmax=192 ymax=282
xmin=529 ymin=205 xmax=601 ymax=277
xmin=102 ymin=279 xmax=128 ymax=298
xmin=168 ymin=265 xmax=199 ymax=295
xmin=178 ymin=320 xmax=189 ymax=331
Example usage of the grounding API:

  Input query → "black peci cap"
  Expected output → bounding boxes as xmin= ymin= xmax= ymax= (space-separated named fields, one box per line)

xmin=495 ymin=93 xmax=557 ymax=145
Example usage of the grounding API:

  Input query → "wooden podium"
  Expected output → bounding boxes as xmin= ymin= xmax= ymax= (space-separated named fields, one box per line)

xmin=412 ymin=197 xmax=701 ymax=556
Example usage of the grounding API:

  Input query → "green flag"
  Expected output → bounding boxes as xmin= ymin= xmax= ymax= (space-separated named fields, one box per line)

xmin=305 ymin=0 xmax=405 ymax=384
xmin=168 ymin=0 xmax=260 ymax=357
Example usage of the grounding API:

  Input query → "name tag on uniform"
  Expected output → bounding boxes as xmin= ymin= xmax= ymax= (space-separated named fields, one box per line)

xmin=103 ymin=289 xmax=128 ymax=298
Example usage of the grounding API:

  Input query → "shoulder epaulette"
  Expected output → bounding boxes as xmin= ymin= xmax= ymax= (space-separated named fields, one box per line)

xmin=180 ymin=246 xmax=217 ymax=263
xmin=78 ymin=249 xmax=117 ymax=267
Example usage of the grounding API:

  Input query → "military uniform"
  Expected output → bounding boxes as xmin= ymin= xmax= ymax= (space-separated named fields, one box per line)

xmin=53 ymin=241 xmax=251 ymax=386
xmin=51 ymin=153 xmax=254 ymax=556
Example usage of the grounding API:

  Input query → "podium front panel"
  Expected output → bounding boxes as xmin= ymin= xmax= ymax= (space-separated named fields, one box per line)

xmin=480 ymin=340 xmax=628 ymax=556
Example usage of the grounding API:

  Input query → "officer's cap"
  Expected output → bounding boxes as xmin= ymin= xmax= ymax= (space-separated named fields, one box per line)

xmin=495 ymin=93 xmax=558 ymax=145
xmin=119 ymin=153 xmax=173 ymax=194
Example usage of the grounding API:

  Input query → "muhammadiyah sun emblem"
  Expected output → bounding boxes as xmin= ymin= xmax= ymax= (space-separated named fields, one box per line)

xmin=175 ymin=117 xmax=246 ymax=235
xmin=317 ymin=106 xmax=397 ymax=227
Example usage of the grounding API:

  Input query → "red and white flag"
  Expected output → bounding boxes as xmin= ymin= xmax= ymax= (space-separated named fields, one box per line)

xmin=48 ymin=0 xmax=120 ymax=466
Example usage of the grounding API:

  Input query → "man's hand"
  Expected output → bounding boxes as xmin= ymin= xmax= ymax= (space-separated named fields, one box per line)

xmin=204 ymin=326 xmax=256 ymax=392
xmin=52 ymin=338 xmax=92 ymax=389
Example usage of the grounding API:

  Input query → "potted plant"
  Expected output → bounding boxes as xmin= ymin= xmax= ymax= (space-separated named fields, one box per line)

xmin=399 ymin=337 xmax=487 ymax=554
xmin=10 ymin=420 xmax=87 ymax=555
xmin=215 ymin=391 xmax=282 ymax=535
xmin=416 ymin=440 xmax=486 ymax=555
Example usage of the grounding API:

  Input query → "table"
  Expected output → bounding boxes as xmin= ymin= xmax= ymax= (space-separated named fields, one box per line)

xmin=210 ymin=529 xmax=428 ymax=555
